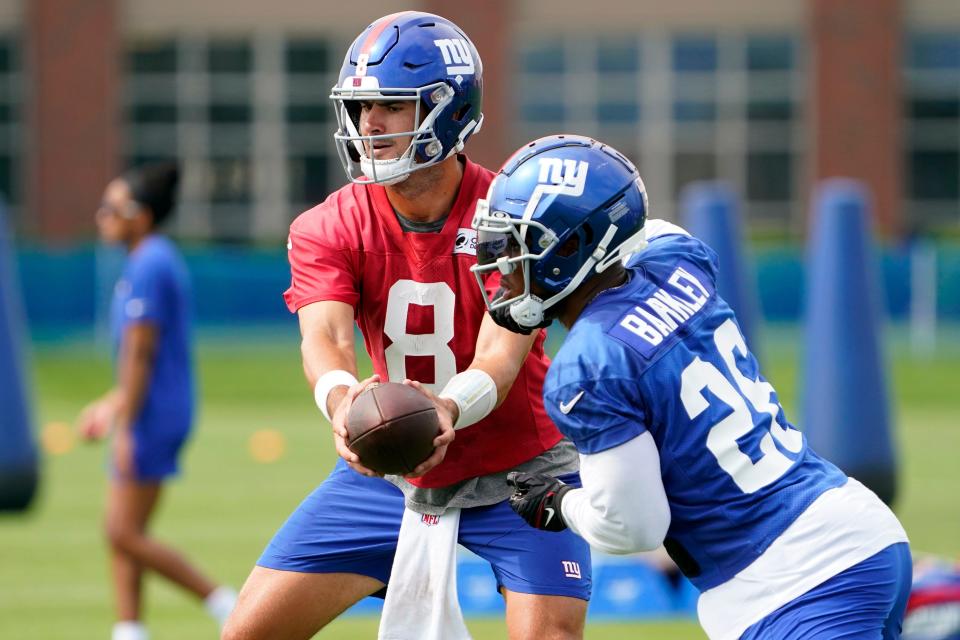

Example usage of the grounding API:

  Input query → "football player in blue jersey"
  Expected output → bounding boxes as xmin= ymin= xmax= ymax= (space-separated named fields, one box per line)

xmin=473 ymin=134 xmax=912 ymax=639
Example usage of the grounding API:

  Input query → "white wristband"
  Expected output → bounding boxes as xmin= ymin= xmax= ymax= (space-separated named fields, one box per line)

xmin=439 ymin=369 xmax=498 ymax=430
xmin=314 ymin=369 xmax=359 ymax=423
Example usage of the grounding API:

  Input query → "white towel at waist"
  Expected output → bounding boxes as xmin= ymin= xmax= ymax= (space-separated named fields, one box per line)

xmin=378 ymin=506 xmax=471 ymax=640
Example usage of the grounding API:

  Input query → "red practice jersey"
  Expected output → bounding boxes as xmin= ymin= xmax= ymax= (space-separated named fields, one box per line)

xmin=284 ymin=158 xmax=563 ymax=488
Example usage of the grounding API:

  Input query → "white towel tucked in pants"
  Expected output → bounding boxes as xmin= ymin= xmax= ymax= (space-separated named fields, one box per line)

xmin=378 ymin=506 xmax=472 ymax=640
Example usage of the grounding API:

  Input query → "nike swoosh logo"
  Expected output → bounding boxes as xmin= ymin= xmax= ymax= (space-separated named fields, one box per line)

xmin=543 ymin=506 xmax=556 ymax=528
xmin=559 ymin=390 xmax=585 ymax=415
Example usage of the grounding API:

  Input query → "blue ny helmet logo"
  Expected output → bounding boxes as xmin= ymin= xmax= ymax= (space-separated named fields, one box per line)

xmin=507 ymin=157 xmax=591 ymax=231
xmin=433 ymin=39 xmax=475 ymax=77
xmin=537 ymin=158 xmax=589 ymax=198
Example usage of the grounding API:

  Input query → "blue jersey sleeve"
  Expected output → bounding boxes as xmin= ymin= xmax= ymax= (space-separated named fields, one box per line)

xmin=124 ymin=255 xmax=167 ymax=325
xmin=544 ymin=376 xmax=648 ymax=455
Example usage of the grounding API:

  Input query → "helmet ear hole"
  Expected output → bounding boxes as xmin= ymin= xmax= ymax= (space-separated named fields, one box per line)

xmin=342 ymin=102 xmax=363 ymax=162
xmin=556 ymin=234 xmax=580 ymax=258
xmin=453 ymin=103 xmax=471 ymax=122
xmin=418 ymin=99 xmax=433 ymax=125
xmin=344 ymin=101 xmax=362 ymax=129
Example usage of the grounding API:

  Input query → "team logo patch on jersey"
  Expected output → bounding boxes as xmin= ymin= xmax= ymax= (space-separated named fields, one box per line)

xmin=453 ymin=228 xmax=477 ymax=255
xmin=125 ymin=298 xmax=146 ymax=319
xmin=561 ymin=560 xmax=582 ymax=579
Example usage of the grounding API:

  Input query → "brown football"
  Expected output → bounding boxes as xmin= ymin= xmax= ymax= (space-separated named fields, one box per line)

xmin=345 ymin=382 xmax=439 ymax=475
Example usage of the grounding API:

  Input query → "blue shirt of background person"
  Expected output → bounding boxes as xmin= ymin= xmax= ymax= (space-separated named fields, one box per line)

xmin=109 ymin=233 xmax=194 ymax=478
xmin=76 ymin=162 xmax=236 ymax=640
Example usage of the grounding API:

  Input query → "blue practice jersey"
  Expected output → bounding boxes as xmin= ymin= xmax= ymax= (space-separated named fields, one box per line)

xmin=110 ymin=235 xmax=194 ymax=433
xmin=545 ymin=228 xmax=847 ymax=592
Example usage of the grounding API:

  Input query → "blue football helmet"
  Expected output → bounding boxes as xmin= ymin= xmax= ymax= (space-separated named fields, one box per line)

xmin=471 ymin=135 xmax=648 ymax=332
xmin=331 ymin=12 xmax=484 ymax=185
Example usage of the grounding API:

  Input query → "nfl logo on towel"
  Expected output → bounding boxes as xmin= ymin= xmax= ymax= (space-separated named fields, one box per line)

xmin=421 ymin=514 xmax=441 ymax=526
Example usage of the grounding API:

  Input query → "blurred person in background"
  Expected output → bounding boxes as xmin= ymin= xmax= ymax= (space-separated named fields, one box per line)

xmin=478 ymin=135 xmax=912 ymax=639
xmin=903 ymin=554 xmax=960 ymax=640
xmin=222 ymin=11 xmax=590 ymax=640
xmin=77 ymin=162 xmax=237 ymax=640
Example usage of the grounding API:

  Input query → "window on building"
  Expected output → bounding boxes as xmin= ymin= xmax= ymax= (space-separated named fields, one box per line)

xmin=747 ymin=151 xmax=792 ymax=201
xmin=904 ymin=33 xmax=960 ymax=229
xmin=909 ymin=150 xmax=960 ymax=200
xmin=516 ymin=39 xmax=567 ymax=137
xmin=516 ymin=32 xmax=802 ymax=232
xmin=289 ymin=154 xmax=329 ymax=208
xmin=124 ymin=37 xmax=179 ymax=190
xmin=0 ymin=34 xmax=21 ymax=223
xmin=123 ymin=35 xmax=341 ymax=242
xmin=744 ymin=35 xmax=798 ymax=225
xmin=596 ymin=38 xmax=642 ymax=126
xmin=286 ymin=38 xmax=338 ymax=216
xmin=672 ymin=36 xmax=718 ymax=73
xmin=673 ymin=151 xmax=717 ymax=194
xmin=672 ymin=35 xmax=717 ymax=128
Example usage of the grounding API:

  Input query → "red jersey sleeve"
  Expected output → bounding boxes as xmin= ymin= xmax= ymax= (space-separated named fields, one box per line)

xmin=283 ymin=190 xmax=364 ymax=313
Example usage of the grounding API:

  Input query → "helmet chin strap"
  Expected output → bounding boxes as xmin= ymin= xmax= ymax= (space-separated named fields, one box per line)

xmin=360 ymin=157 xmax=410 ymax=185
xmin=488 ymin=287 xmax=549 ymax=335
xmin=508 ymin=223 xmax=622 ymax=331
xmin=491 ymin=304 xmax=534 ymax=335
xmin=508 ymin=295 xmax=549 ymax=330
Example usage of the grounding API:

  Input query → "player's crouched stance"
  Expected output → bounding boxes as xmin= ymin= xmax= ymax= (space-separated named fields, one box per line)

xmin=475 ymin=135 xmax=912 ymax=639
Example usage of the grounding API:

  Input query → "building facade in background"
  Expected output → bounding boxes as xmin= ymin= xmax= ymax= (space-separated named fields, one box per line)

xmin=0 ymin=0 xmax=958 ymax=243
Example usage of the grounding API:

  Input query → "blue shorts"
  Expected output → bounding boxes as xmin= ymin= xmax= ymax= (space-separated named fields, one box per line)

xmin=742 ymin=542 xmax=913 ymax=639
xmin=258 ymin=459 xmax=592 ymax=600
xmin=112 ymin=416 xmax=191 ymax=482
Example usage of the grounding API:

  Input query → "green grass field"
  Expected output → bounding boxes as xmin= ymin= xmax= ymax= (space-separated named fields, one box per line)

xmin=1 ymin=327 xmax=958 ymax=639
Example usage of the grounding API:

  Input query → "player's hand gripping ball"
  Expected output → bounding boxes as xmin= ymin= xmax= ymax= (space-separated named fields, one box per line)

xmin=346 ymin=382 xmax=440 ymax=475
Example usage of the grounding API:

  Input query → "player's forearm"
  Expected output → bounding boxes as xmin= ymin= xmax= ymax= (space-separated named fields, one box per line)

xmin=114 ymin=328 xmax=156 ymax=430
xmin=297 ymin=301 xmax=362 ymax=424
xmin=561 ymin=433 xmax=671 ymax=554
xmin=297 ymin=302 xmax=357 ymax=385
xmin=435 ymin=315 xmax=536 ymax=429
xmin=99 ymin=387 xmax=123 ymax=410
xmin=300 ymin=330 xmax=360 ymax=419
xmin=470 ymin=323 xmax=539 ymax=407
xmin=300 ymin=331 xmax=357 ymax=387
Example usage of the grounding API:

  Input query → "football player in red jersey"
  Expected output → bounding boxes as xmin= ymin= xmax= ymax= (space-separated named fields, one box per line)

xmin=222 ymin=12 xmax=590 ymax=640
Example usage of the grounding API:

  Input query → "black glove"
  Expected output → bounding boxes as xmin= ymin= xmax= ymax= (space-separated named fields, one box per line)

xmin=506 ymin=471 xmax=573 ymax=532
